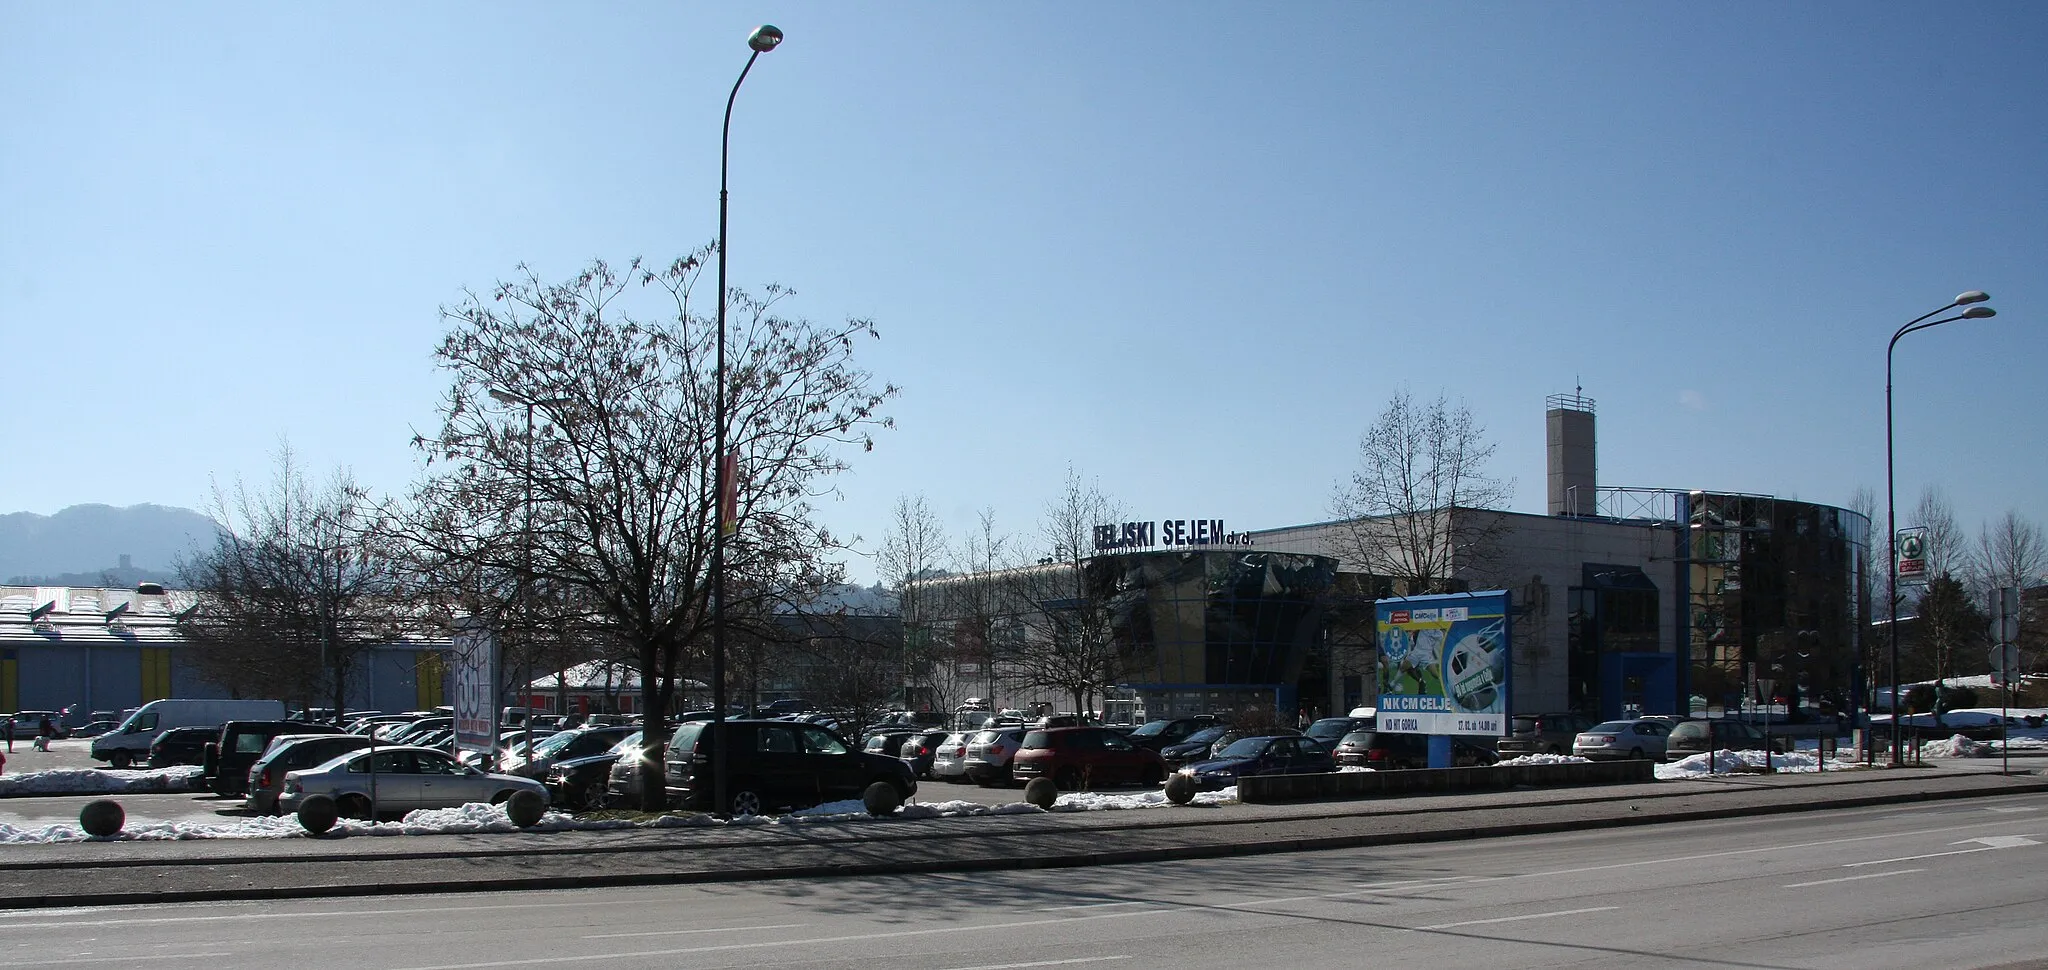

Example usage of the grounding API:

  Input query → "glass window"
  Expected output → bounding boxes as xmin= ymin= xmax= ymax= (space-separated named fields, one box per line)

xmin=233 ymin=733 xmax=271 ymax=754
xmin=758 ymin=726 xmax=799 ymax=753
xmin=349 ymin=750 xmax=412 ymax=774
xmin=801 ymin=727 xmax=848 ymax=755
xmin=416 ymin=753 xmax=464 ymax=775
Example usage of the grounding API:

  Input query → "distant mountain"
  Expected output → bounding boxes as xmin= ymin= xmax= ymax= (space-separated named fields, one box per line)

xmin=0 ymin=504 xmax=220 ymax=586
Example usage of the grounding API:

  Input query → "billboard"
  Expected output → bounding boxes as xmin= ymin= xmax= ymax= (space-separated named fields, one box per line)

xmin=1376 ymin=591 xmax=1511 ymax=736
xmin=451 ymin=620 xmax=499 ymax=756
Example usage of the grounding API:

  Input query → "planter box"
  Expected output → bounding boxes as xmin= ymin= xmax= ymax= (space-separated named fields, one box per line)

xmin=1237 ymin=760 xmax=1655 ymax=803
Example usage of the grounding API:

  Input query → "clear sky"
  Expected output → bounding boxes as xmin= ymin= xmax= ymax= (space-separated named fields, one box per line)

xmin=5 ymin=4 xmax=2044 ymax=584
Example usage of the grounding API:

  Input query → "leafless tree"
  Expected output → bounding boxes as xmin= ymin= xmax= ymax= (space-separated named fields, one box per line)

xmin=1974 ymin=511 xmax=2045 ymax=595
xmin=405 ymin=252 xmax=895 ymax=809
xmin=1330 ymin=390 xmax=1515 ymax=594
xmin=1911 ymin=487 xmax=1967 ymax=593
xmin=179 ymin=443 xmax=412 ymax=715
xmin=936 ymin=508 xmax=1020 ymax=708
xmin=1008 ymin=468 xmax=1135 ymax=716
xmin=879 ymin=494 xmax=951 ymax=711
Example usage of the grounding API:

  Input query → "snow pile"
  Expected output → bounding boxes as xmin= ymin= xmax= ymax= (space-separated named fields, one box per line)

xmin=1495 ymin=753 xmax=1591 ymax=767
xmin=0 ymin=766 xmax=201 ymax=797
xmin=1336 ymin=765 xmax=1375 ymax=773
xmin=1918 ymin=735 xmax=1992 ymax=758
xmin=1658 ymin=749 xmax=1831 ymax=779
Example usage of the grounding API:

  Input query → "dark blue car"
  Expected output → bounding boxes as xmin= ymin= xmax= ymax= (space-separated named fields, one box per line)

xmin=1159 ymin=725 xmax=1234 ymax=768
xmin=1177 ymin=734 xmax=1334 ymax=790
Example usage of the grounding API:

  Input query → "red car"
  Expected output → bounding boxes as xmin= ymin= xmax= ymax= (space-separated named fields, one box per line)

xmin=1010 ymin=727 xmax=1166 ymax=790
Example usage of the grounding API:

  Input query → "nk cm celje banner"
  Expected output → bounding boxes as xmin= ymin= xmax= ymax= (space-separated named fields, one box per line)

xmin=1376 ymin=591 xmax=1511 ymax=736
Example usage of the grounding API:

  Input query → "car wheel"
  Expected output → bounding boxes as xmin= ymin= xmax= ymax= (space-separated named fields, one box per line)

xmin=579 ymin=777 xmax=609 ymax=811
xmin=491 ymin=790 xmax=517 ymax=804
xmin=1546 ymin=744 xmax=1563 ymax=755
xmin=1629 ymin=747 xmax=1646 ymax=760
xmin=728 ymin=785 xmax=767 ymax=817
xmin=1054 ymin=766 xmax=1084 ymax=791
xmin=1139 ymin=764 xmax=1164 ymax=786
xmin=338 ymin=794 xmax=373 ymax=820
xmin=108 ymin=752 xmax=132 ymax=770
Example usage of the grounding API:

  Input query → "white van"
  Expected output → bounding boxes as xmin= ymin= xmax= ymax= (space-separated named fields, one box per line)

xmin=89 ymin=698 xmax=288 ymax=768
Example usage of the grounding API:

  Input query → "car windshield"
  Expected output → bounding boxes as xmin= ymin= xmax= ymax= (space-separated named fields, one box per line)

xmin=529 ymin=731 xmax=580 ymax=757
xmin=1184 ymin=726 xmax=1229 ymax=745
xmin=607 ymin=731 xmax=643 ymax=756
xmin=1129 ymin=720 xmax=1174 ymax=737
xmin=1590 ymin=721 xmax=1636 ymax=733
xmin=1216 ymin=738 xmax=1270 ymax=758
xmin=1338 ymin=730 xmax=1375 ymax=745
xmin=1305 ymin=718 xmax=1354 ymax=737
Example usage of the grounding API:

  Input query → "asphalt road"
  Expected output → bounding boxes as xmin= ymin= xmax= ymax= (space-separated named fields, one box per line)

xmin=2 ymin=790 xmax=2042 ymax=970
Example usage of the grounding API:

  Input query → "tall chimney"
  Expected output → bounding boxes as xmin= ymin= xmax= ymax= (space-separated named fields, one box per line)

xmin=1546 ymin=391 xmax=1596 ymax=516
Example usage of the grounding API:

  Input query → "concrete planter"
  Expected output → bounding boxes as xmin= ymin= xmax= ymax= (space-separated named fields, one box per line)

xmin=1238 ymin=760 xmax=1655 ymax=803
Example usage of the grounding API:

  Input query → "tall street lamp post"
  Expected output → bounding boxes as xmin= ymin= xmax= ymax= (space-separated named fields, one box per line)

xmin=489 ymin=388 xmax=569 ymax=766
xmin=710 ymin=23 xmax=783 ymax=817
xmin=1884 ymin=291 xmax=1994 ymax=766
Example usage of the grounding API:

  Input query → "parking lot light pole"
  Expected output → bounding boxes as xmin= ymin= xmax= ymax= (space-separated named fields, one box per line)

xmin=1884 ymin=291 xmax=1994 ymax=766
xmin=711 ymin=23 xmax=783 ymax=817
xmin=488 ymin=388 xmax=570 ymax=773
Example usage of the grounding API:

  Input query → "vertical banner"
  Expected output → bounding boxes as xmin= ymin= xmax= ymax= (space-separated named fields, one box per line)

xmin=719 ymin=451 xmax=739 ymax=535
xmin=452 ymin=620 xmax=500 ymax=757
xmin=1376 ymin=591 xmax=1512 ymax=736
xmin=1895 ymin=527 xmax=1928 ymax=587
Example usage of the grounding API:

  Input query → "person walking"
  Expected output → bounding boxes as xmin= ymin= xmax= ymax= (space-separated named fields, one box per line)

xmin=2 ymin=717 xmax=12 ymax=753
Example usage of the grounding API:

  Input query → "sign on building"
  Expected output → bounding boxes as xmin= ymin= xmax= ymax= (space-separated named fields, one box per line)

xmin=451 ymin=620 xmax=499 ymax=757
xmin=1375 ymin=591 xmax=1512 ymax=736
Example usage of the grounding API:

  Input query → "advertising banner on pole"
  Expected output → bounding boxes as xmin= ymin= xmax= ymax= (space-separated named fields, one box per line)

xmin=452 ymin=620 xmax=500 ymax=757
xmin=1896 ymin=527 xmax=1929 ymax=586
xmin=1376 ymin=591 xmax=1512 ymax=736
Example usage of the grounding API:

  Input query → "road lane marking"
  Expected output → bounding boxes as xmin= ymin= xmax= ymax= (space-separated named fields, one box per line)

xmin=1985 ymin=806 xmax=2040 ymax=814
xmin=938 ymin=958 xmax=1131 ymax=970
xmin=1033 ymin=901 xmax=1150 ymax=912
xmin=583 ymin=922 xmax=805 ymax=940
xmin=0 ymin=898 xmax=648 ymax=931
xmin=1784 ymin=868 xmax=1924 ymax=888
xmin=0 ymin=955 xmax=232 ymax=967
xmin=388 ymin=908 xmax=1164 ymax=970
xmin=1412 ymin=906 xmax=1617 ymax=931
xmin=1846 ymin=835 xmax=2040 ymax=867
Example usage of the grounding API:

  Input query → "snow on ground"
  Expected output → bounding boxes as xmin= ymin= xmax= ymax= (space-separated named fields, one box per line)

xmin=1656 ymin=749 xmax=1875 ymax=779
xmin=0 ymin=783 xmax=1243 ymax=844
xmin=1496 ymin=753 xmax=1591 ymax=766
xmin=0 ymin=766 xmax=200 ymax=797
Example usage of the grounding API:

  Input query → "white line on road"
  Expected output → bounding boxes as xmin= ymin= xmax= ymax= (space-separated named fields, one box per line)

xmin=1033 ymin=901 xmax=1151 ymax=912
xmin=582 ymin=922 xmax=805 ymax=940
xmin=1412 ymin=906 xmax=1617 ymax=931
xmin=938 ymin=957 xmax=1131 ymax=970
xmin=1783 ymin=868 xmax=1925 ymax=888
xmin=0 ymin=954 xmax=232 ymax=967
xmin=0 ymin=898 xmax=643 ymax=931
xmin=1846 ymin=835 xmax=2040 ymax=868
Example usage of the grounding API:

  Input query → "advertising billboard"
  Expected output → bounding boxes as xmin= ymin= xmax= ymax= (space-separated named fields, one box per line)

xmin=451 ymin=620 xmax=499 ymax=756
xmin=1376 ymin=591 xmax=1511 ymax=736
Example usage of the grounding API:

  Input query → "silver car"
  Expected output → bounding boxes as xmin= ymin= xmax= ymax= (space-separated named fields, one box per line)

xmin=277 ymin=745 xmax=546 ymax=819
xmin=244 ymin=733 xmax=373 ymax=814
xmin=929 ymin=732 xmax=972 ymax=782
xmin=962 ymin=728 xmax=1026 ymax=786
xmin=1572 ymin=719 xmax=1672 ymax=761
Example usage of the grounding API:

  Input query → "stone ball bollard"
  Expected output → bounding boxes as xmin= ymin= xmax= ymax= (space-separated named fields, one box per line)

xmin=296 ymin=794 xmax=340 ymax=836
xmin=1023 ymin=777 xmax=1058 ymax=810
xmin=505 ymin=789 xmax=546 ymax=828
xmin=1163 ymin=773 xmax=1196 ymax=805
xmin=79 ymin=799 xmax=124 ymax=838
xmin=862 ymin=781 xmax=903 ymax=817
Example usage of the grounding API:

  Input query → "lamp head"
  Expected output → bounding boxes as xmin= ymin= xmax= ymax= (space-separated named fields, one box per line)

xmin=1961 ymin=306 xmax=1996 ymax=319
xmin=487 ymin=388 xmax=522 ymax=405
xmin=1955 ymin=290 xmax=1990 ymax=305
xmin=749 ymin=25 xmax=783 ymax=52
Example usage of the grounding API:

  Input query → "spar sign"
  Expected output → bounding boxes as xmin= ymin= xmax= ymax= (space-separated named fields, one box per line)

xmin=1376 ymin=591 xmax=1512 ymax=736
xmin=451 ymin=620 xmax=500 ymax=757
xmin=1896 ymin=527 xmax=1929 ymax=587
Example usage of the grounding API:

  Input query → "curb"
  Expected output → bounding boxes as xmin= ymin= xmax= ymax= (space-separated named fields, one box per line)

xmin=4 ymin=774 xmax=2043 ymax=910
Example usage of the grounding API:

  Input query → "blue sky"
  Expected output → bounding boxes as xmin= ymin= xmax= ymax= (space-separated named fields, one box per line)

xmin=4 ymin=4 xmax=2043 ymax=584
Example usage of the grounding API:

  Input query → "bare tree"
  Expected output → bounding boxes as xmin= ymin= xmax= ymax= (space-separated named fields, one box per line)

xmin=179 ymin=443 xmax=411 ymax=717
xmin=939 ymin=508 xmax=1019 ymax=708
xmin=1331 ymin=390 xmax=1514 ymax=594
xmin=1975 ymin=511 xmax=2045 ymax=595
xmin=1008 ymin=468 xmax=1135 ymax=717
xmin=1911 ymin=487 xmax=1967 ymax=591
xmin=879 ymin=494 xmax=950 ymax=712
xmin=406 ymin=253 xmax=895 ymax=810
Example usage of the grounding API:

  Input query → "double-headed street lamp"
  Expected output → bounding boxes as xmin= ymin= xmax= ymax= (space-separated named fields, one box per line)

xmin=1884 ymin=291 xmax=1995 ymax=766
xmin=711 ymin=24 xmax=783 ymax=816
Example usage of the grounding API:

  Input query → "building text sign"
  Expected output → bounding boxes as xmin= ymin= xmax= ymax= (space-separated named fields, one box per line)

xmin=1094 ymin=518 xmax=1253 ymax=551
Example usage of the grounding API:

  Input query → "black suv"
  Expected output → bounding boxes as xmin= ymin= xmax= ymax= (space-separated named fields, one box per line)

xmin=1497 ymin=712 xmax=1599 ymax=757
xmin=204 ymin=720 xmax=342 ymax=796
xmin=664 ymin=719 xmax=916 ymax=816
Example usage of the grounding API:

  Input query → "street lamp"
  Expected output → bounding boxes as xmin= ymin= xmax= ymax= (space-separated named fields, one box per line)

xmin=489 ymin=388 xmax=569 ymax=766
xmin=710 ymin=23 xmax=782 ymax=817
xmin=1884 ymin=291 xmax=1994 ymax=766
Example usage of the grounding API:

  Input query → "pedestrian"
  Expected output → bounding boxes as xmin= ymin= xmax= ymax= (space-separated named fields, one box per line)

xmin=2 ymin=717 xmax=12 ymax=753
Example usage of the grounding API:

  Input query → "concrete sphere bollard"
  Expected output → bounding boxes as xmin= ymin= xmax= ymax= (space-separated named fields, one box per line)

xmin=297 ymin=794 xmax=339 ymax=836
xmin=862 ymin=781 xmax=903 ymax=817
xmin=505 ymin=789 xmax=546 ymax=828
xmin=1023 ymin=777 xmax=1058 ymax=810
xmin=79 ymin=799 xmax=124 ymax=837
xmin=1163 ymin=773 xmax=1196 ymax=805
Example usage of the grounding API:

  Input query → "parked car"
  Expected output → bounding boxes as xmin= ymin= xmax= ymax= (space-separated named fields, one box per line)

xmin=862 ymin=730 xmax=920 ymax=760
xmin=1573 ymin=719 xmax=1672 ymax=761
xmin=499 ymin=725 xmax=638 ymax=780
xmin=5 ymin=711 xmax=70 ymax=740
xmin=92 ymin=698 xmax=288 ymax=768
xmin=545 ymin=731 xmax=642 ymax=810
xmin=662 ymin=719 xmax=915 ymax=816
xmin=1201 ymin=726 xmax=1304 ymax=761
xmin=277 ymin=745 xmax=547 ymax=820
xmin=1159 ymin=725 xmax=1236 ymax=768
xmin=928 ymin=732 xmax=972 ymax=782
xmin=1124 ymin=716 xmax=1221 ymax=752
xmin=1011 ymin=726 xmax=1167 ymax=790
xmin=898 ymin=729 xmax=954 ymax=780
xmin=605 ymin=734 xmax=661 ymax=808
xmin=1177 ymin=734 xmax=1336 ymax=790
xmin=1498 ymin=712 xmax=1600 ymax=757
xmin=149 ymin=726 xmax=218 ymax=768
xmin=204 ymin=720 xmax=343 ymax=796
xmin=244 ymin=733 xmax=374 ymax=814
xmin=1330 ymin=730 xmax=1498 ymax=769
xmin=962 ymin=727 xmax=1027 ymax=786
xmin=1303 ymin=716 xmax=1376 ymax=751
xmin=70 ymin=720 xmax=120 ymax=738
xmin=1663 ymin=719 xmax=1785 ymax=760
